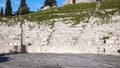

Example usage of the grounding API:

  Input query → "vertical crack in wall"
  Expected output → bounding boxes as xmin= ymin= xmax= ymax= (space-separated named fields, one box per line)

xmin=47 ymin=31 xmax=52 ymax=45
xmin=20 ymin=18 xmax=27 ymax=53
xmin=47 ymin=29 xmax=55 ymax=46
xmin=20 ymin=19 xmax=24 ymax=46
xmin=46 ymin=20 xmax=55 ymax=46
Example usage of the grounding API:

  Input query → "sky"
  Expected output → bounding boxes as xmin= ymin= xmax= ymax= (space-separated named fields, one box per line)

xmin=0 ymin=0 xmax=65 ymax=13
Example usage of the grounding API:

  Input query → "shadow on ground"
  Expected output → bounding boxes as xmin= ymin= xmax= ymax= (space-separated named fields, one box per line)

xmin=0 ymin=54 xmax=11 ymax=63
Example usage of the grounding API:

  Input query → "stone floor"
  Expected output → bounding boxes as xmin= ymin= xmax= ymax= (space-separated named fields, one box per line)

xmin=0 ymin=53 xmax=120 ymax=68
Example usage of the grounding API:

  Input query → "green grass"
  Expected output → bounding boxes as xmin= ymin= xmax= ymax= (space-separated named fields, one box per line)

xmin=1 ymin=1 xmax=120 ymax=26
xmin=100 ymin=1 xmax=120 ymax=9
xmin=0 ymin=16 xmax=22 ymax=26
xmin=95 ymin=1 xmax=120 ymax=21
xmin=23 ymin=2 xmax=96 ymax=25
xmin=101 ymin=36 xmax=110 ymax=43
xmin=23 ymin=1 xmax=120 ymax=25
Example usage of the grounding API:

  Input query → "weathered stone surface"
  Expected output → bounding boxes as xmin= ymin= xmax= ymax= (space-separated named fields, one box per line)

xmin=0 ymin=23 xmax=21 ymax=47
xmin=41 ymin=6 xmax=50 ymax=10
xmin=0 ymin=15 xmax=120 ymax=55
xmin=106 ymin=39 xmax=115 ymax=44
xmin=64 ymin=0 xmax=96 ymax=5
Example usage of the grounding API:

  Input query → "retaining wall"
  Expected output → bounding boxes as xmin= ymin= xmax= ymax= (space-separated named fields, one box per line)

xmin=0 ymin=16 xmax=120 ymax=55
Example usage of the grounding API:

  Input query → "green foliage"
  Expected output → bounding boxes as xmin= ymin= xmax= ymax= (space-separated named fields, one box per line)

xmin=44 ymin=0 xmax=57 ymax=7
xmin=2 ymin=1 xmax=120 ymax=26
xmin=100 ymin=1 xmax=120 ymax=9
xmin=0 ymin=7 xmax=4 ymax=16
xmin=101 ymin=36 xmax=110 ymax=43
xmin=5 ymin=0 xmax=12 ymax=16
xmin=102 ymin=36 xmax=109 ymax=40
xmin=24 ymin=2 xmax=96 ymax=25
xmin=94 ymin=1 xmax=120 ymax=22
xmin=20 ymin=0 xmax=27 ymax=7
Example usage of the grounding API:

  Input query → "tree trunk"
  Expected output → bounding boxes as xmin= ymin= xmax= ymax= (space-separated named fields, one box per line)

xmin=73 ymin=0 xmax=76 ymax=4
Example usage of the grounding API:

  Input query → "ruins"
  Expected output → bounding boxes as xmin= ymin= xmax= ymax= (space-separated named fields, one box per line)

xmin=64 ymin=0 xmax=96 ymax=5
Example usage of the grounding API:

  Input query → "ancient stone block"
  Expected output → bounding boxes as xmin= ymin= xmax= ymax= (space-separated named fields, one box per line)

xmin=64 ymin=0 xmax=96 ymax=5
xmin=97 ymin=46 xmax=105 ymax=53
xmin=106 ymin=39 xmax=115 ymax=44
xmin=41 ymin=6 xmax=50 ymax=10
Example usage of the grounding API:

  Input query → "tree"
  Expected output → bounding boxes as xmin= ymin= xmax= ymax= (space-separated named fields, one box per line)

xmin=20 ymin=0 xmax=27 ymax=7
xmin=18 ymin=0 xmax=29 ymax=15
xmin=0 ymin=7 xmax=3 ymax=16
xmin=44 ymin=0 xmax=57 ymax=7
xmin=5 ymin=0 xmax=12 ymax=16
xmin=73 ymin=0 xmax=76 ymax=4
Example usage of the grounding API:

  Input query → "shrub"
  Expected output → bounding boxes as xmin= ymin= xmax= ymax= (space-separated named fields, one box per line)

xmin=5 ymin=0 xmax=12 ymax=16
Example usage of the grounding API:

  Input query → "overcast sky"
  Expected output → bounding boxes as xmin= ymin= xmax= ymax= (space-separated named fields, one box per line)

xmin=0 ymin=0 xmax=65 ymax=12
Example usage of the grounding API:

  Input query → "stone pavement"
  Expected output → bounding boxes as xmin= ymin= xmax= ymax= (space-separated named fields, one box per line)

xmin=0 ymin=53 xmax=120 ymax=68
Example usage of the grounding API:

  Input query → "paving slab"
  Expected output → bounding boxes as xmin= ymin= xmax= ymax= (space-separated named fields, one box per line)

xmin=0 ymin=53 xmax=120 ymax=68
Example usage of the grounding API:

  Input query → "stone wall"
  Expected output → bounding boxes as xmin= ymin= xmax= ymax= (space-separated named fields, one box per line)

xmin=64 ymin=0 xmax=96 ymax=5
xmin=0 ymin=15 xmax=120 ymax=55
xmin=0 ymin=23 xmax=21 ymax=46
xmin=64 ymin=0 xmax=118 ymax=5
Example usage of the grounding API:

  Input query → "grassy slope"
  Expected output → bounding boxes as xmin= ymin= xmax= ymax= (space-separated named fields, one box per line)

xmin=23 ymin=2 xmax=96 ymax=25
xmin=1 ymin=1 xmax=120 ymax=26
xmin=23 ymin=1 xmax=120 ymax=25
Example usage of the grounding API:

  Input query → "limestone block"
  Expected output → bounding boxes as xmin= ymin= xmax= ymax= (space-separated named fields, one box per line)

xmin=115 ymin=40 xmax=120 ymax=44
xmin=106 ymin=47 xmax=120 ymax=55
xmin=106 ymin=39 xmax=115 ymax=44
xmin=97 ymin=46 xmax=105 ymax=54
xmin=41 ymin=6 xmax=50 ymax=10
xmin=64 ymin=0 xmax=96 ymax=5
xmin=87 ymin=41 xmax=93 ymax=46
xmin=9 ymin=43 xmax=13 ymax=46
xmin=26 ymin=46 xmax=41 ymax=53
xmin=17 ymin=43 xmax=21 ymax=46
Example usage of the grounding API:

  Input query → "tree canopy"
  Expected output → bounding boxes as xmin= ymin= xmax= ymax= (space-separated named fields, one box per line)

xmin=18 ymin=0 xmax=29 ymax=15
xmin=0 ymin=7 xmax=3 ymax=16
xmin=5 ymin=0 xmax=12 ymax=16
xmin=44 ymin=0 xmax=57 ymax=7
